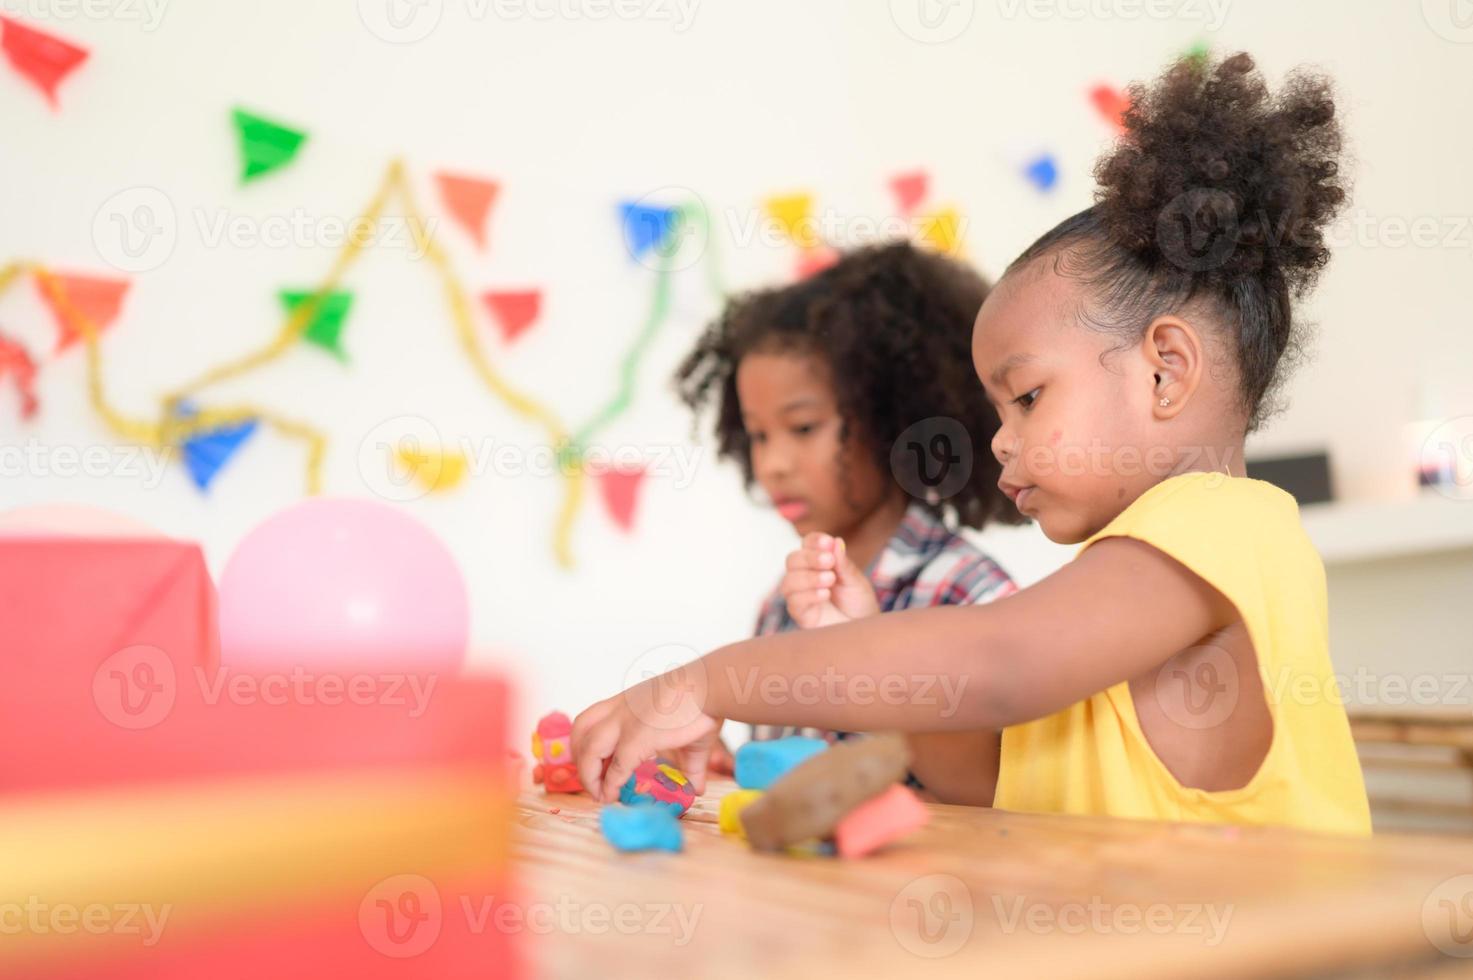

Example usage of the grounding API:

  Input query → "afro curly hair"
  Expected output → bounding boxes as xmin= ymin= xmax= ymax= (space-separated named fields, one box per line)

xmin=1012 ymin=51 xmax=1348 ymax=431
xmin=674 ymin=241 xmax=1019 ymax=531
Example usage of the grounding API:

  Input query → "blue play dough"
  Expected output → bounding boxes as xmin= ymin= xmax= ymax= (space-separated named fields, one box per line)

xmin=734 ymin=736 xmax=828 ymax=790
xmin=599 ymin=803 xmax=683 ymax=853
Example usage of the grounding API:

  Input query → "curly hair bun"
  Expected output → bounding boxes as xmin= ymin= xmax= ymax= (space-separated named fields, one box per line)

xmin=1093 ymin=52 xmax=1346 ymax=296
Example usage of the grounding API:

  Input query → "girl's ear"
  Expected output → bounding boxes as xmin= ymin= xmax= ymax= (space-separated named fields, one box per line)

xmin=1141 ymin=315 xmax=1204 ymax=420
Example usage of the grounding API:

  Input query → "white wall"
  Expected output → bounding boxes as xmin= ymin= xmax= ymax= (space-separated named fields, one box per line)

xmin=3 ymin=0 xmax=1471 ymax=732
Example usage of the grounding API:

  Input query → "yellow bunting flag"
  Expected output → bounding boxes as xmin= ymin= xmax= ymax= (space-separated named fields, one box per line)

xmin=764 ymin=192 xmax=818 ymax=250
xmin=918 ymin=206 xmax=964 ymax=257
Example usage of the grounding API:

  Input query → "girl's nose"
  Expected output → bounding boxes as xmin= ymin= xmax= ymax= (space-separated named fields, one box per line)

xmin=990 ymin=426 xmax=1019 ymax=465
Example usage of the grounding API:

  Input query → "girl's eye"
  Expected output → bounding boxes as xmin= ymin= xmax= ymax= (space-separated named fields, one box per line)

xmin=1013 ymin=388 xmax=1041 ymax=410
xmin=792 ymin=423 xmax=817 ymax=437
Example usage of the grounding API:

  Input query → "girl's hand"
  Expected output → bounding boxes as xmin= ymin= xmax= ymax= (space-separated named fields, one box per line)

xmin=571 ymin=668 xmax=723 ymax=802
xmin=780 ymin=533 xmax=880 ymax=628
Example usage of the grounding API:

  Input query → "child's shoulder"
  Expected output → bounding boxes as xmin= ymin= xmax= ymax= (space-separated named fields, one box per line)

xmin=1091 ymin=472 xmax=1304 ymax=547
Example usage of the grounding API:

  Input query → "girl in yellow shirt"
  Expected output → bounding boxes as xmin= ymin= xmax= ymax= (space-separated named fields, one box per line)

xmin=571 ymin=51 xmax=1372 ymax=837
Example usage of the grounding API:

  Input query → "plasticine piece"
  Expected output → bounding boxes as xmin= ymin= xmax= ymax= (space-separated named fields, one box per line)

xmin=734 ymin=736 xmax=828 ymax=790
xmin=619 ymin=758 xmax=696 ymax=816
xmin=739 ymin=733 xmax=910 ymax=853
xmin=600 ymin=803 xmax=683 ymax=853
xmin=718 ymin=789 xmax=764 ymax=837
xmin=834 ymin=784 xmax=930 ymax=858
xmin=531 ymin=711 xmax=583 ymax=794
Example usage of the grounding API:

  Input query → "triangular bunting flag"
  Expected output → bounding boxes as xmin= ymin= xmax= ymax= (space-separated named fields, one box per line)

xmin=619 ymin=202 xmax=679 ymax=260
xmin=393 ymin=445 xmax=469 ymax=494
xmin=34 ymin=272 xmax=129 ymax=352
xmin=794 ymin=246 xmax=838 ymax=281
xmin=279 ymin=289 xmax=353 ymax=361
xmin=482 ymin=289 xmax=541 ymax=344
xmin=1023 ymin=154 xmax=1059 ymax=192
xmin=434 ymin=172 xmax=500 ymax=249
xmin=596 ymin=464 xmax=647 ymax=532
xmin=0 ymin=330 xmax=39 ymax=419
xmin=232 ymin=108 xmax=308 ymax=184
xmin=1089 ymin=83 xmax=1129 ymax=133
xmin=889 ymin=171 xmax=929 ymax=217
xmin=764 ymin=193 xmax=817 ymax=249
xmin=918 ymin=207 xmax=963 ymax=256
xmin=0 ymin=16 xmax=87 ymax=106
xmin=174 ymin=402 xmax=259 ymax=493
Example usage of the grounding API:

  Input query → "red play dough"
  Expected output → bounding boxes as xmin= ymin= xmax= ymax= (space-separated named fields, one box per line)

xmin=834 ymin=784 xmax=929 ymax=858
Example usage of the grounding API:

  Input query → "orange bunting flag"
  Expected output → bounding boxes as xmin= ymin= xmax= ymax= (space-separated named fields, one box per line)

xmin=596 ymin=464 xmax=647 ymax=532
xmin=482 ymin=289 xmax=541 ymax=344
xmin=764 ymin=192 xmax=818 ymax=250
xmin=34 ymin=271 xmax=129 ymax=351
xmin=0 ymin=330 xmax=39 ymax=419
xmin=1089 ymin=83 xmax=1130 ymax=133
xmin=435 ymin=172 xmax=500 ymax=249
xmin=0 ymin=16 xmax=87 ymax=106
xmin=889 ymin=171 xmax=929 ymax=217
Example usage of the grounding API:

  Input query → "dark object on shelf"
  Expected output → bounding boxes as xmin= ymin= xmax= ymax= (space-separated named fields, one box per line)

xmin=1246 ymin=452 xmax=1334 ymax=506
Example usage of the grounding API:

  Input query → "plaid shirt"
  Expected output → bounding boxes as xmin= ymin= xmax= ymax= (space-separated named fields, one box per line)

xmin=751 ymin=503 xmax=1016 ymax=744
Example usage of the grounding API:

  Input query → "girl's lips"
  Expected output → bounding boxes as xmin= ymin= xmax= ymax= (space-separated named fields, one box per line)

xmin=1014 ymin=487 xmax=1036 ymax=513
xmin=775 ymin=499 xmax=810 ymax=522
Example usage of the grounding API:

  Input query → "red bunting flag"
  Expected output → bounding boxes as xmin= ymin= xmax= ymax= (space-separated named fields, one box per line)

xmin=794 ymin=247 xmax=838 ymax=281
xmin=0 ymin=16 xmax=87 ymax=106
xmin=1089 ymin=83 xmax=1130 ymax=133
xmin=889 ymin=171 xmax=929 ymax=217
xmin=596 ymin=464 xmax=647 ymax=532
xmin=481 ymin=289 xmax=542 ymax=344
xmin=34 ymin=272 xmax=129 ymax=351
xmin=435 ymin=172 xmax=500 ymax=249
xmin=0 ymin=330 xmax=39 ymax=419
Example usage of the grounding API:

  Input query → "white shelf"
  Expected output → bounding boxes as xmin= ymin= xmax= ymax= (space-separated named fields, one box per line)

xmin=1301 ymin=493 xmax=1473 ymax=566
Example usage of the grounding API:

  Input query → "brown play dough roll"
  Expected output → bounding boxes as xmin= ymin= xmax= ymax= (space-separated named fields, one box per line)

xmin=739 ymin=733 xmax=910 ymax=852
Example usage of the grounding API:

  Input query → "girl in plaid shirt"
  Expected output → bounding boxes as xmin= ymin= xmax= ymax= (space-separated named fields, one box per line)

xmin=674 ymin=242 xmax=1020 ymax=802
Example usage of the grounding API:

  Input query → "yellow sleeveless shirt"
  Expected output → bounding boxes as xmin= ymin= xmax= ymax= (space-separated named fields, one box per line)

xmin=994 ymin=472 xmax=1371 ymax=836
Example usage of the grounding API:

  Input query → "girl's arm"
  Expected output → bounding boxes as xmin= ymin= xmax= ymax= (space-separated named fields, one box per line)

xmin=574 ymin=537 xmax=1235 ymax=800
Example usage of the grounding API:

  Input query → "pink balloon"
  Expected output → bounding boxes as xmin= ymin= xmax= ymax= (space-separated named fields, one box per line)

xmin=0 ymin=503 xmax=161 ymax=537
xmin=219 ymin=498 xmax=470 ymax=672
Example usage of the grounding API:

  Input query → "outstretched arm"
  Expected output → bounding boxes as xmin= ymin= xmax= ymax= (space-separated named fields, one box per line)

xmin=575 ymin=537 xmax=1235 ymax=800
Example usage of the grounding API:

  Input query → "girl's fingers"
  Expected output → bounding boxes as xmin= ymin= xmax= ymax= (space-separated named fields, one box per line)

xmin=600 ymin=744 xmax=650 ymax=804
xmin=575 ymin=716 xmax=619 ymax=801
xmin=780 ymin=570 xmax=836 ymax=597
xmin=785 ymin=547 xmax=835 ymax=572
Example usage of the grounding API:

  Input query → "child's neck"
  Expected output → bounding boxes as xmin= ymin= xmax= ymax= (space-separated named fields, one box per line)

xmin=835 ymin=493 xmax=910 ymax=575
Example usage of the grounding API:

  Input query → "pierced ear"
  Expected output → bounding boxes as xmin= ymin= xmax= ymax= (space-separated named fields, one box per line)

xmin=1141 ymin=315 xmax=1204 ymax=419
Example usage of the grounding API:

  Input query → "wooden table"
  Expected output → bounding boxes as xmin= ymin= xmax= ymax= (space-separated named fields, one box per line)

xmin=512 ymin=779 xmax=1473 ymax=979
